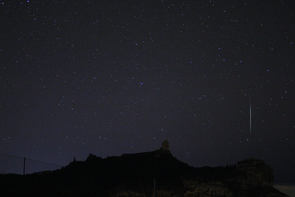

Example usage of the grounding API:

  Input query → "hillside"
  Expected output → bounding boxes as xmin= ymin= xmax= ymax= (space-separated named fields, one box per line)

xmin=0 ymin=140 xmax=289 ymax=197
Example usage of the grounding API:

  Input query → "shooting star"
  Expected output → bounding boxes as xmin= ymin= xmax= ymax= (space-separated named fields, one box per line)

xmin=250 ymin=97 xmax=252 ymax=136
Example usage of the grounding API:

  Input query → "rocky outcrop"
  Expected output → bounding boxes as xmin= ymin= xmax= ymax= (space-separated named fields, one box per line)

xmin=237 ymin=158 xmax=274 ymax=188
xmin=105 ymin=145 xmax=287 ymax=197
xmin=0 ymin=141 xmax=289 ymax=197
xmin=161 ymin=140 xmax=169 ymax=150
xmin=106 ymin=153 xmax=286 ymax=197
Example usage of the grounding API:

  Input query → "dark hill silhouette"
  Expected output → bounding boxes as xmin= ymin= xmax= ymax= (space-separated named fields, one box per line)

xmin=0 ymin=141 xmax=289 ymax=197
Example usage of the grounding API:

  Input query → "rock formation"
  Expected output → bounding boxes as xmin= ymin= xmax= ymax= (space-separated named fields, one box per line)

xmin=161 ymin=140 xmax=169 ymax=150
xmin=0 ymin=141 xmax=289 ymax=197
xmin=237 ymin=158 xmax=274 ymax=188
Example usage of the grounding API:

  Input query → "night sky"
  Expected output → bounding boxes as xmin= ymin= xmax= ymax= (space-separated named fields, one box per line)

xmin=1 ymin=0 xmax=294 ymax=183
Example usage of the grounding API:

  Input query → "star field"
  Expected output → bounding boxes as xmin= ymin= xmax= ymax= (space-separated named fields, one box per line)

xmin=1 ymin=0 xmax=294 ymax=183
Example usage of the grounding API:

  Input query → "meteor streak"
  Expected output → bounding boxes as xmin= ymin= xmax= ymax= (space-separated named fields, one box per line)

xmin=250 ymin=97 xmax=252 ymax=136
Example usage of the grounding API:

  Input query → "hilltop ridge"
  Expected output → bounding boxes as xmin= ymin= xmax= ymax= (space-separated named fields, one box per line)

xmin=0 ymin=140 xmax=289 ymax=197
